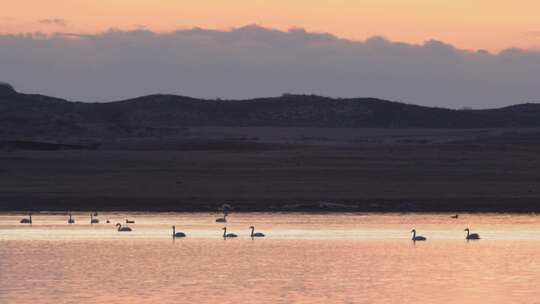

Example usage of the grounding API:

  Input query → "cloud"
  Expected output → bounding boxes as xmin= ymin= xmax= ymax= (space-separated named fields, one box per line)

xmin=38 ymin=18 xmax=67 ymax=27
xmin=52 ymin=32 xmax=93 ymax=39
xmin=0 ymin=25 xmax=539 ymax=108
xmin=133 ymin=24 xmax=148 ymax=30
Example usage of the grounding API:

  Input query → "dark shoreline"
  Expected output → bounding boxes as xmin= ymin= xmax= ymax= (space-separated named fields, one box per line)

xmin=2 ymin=197 xmax=540 ymax=213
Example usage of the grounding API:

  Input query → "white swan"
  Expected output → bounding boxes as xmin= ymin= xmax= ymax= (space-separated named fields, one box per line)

xmin=249 ymin=226 xmax=265 ymax=238
xmin=411 ymin=229 xmax=427 ymax=241
xmin=222 ymin=227 xmax=238 ymax=238
xmin=20 ymin=213 xmax=32 ymax=224
xmin=464 ymin=228 xmax=480 ymax=240
xmin=68 ymin=213 xmax=75 ymax=224
xmin=116 ymin=223 xmax=132 ymax=232
xmin=172 ymin=226 xmax=186 ymax=238
xmin=90 ymin=214 xmax=99 ymax=224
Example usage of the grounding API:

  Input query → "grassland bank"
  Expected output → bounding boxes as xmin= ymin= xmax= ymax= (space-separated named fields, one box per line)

xmin=2 ymin=139 xmax=540 ymax=212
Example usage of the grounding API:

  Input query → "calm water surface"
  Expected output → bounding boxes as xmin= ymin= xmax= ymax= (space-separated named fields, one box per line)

xmin=1 ymin=212 xmax=540 ymax=304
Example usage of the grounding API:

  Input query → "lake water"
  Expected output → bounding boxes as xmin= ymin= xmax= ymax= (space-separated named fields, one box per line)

xmin=1 ymin=212 xmax=540 ymax=304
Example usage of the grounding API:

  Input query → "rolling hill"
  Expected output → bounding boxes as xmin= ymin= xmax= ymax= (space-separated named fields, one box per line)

xmin=2 ymin=83 xmax=540 ymax=140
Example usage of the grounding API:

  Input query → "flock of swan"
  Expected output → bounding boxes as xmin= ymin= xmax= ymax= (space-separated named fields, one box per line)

xmin=17 ymin=210 xmax=267 ymax=239
xmin=17 ymin=211 xmax=480 ymax=241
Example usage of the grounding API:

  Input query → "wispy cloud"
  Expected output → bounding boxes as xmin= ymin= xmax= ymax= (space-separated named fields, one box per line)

xmin=133 ymin=24 xmax=148 ymax=30
xmin=38 ymin=18 xmax=67 ymax=27
xmin=0 ymin=25 xmax=539 ymax=108
xmin=52 ymin=32 xmax=93 ymax=39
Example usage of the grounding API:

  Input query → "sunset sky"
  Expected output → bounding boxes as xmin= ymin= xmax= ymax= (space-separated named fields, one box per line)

xmin=2 ymin=0 xmax=540 ymax=52
xmin=1 ymin=1 xmax=539 ymax=107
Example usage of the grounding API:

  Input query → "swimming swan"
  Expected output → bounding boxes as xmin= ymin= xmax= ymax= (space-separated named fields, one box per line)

xmin=116 ymin=223 xmax=132 ymax=232
xmin=172 ymin=226 xmax=186 ymax=238
xmin=20 ymin=214 xmax=32 ymax=224
xmin=411 ymin=229 xmax=427 ymax=241
xmin=216 ymin=204 xmax=233 ymax=222
xmin=464 ymin=228 xmax=480 ymax=240
xmin=249 ymin=226 xmax=265 ymax=238
xmin=222 ymin=227 xmax=238 ymax=238
xmin=215 ymin=213 xmax=227 ymax=223
xmin=68 ymin=213 xmax=75 ymax=224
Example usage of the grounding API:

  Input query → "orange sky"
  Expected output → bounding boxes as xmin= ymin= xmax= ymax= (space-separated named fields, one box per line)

xmin=1 ymin=0 xmax=540 ymax=52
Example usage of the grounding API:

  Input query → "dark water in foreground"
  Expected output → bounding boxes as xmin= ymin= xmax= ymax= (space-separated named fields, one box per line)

xmin=1 ymin=213 xmax=540 ymax=303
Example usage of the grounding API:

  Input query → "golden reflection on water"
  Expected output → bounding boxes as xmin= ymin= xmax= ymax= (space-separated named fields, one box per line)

xmin=1 ymin=213 xmax=540 ymax=304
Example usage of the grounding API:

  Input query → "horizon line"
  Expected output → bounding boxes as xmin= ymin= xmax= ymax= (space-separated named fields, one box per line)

xmin=2 ymin=83 xmax=538 ymax=111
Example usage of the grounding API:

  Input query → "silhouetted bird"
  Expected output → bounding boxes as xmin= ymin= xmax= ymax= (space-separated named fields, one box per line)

xmin=172 ymin=226 xmax=186 ymax=238
xmin=20 ymin=213 xmax=32 ymax=224
xmin=464 ymin=228 xmax=480 ymax=240
xmin=116 ymin=223 xmax=132 ymax=232
xmin=222 ymin=227 xmax=238 ymax=239
xmin=249 ymin=226 xmax=265 ymax=238
xmin=411 ymin=229 xmax=427 ymax=241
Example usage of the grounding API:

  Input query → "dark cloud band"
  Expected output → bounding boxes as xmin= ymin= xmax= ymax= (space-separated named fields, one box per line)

xmin=0 ymin=25 xmax=538 ymax=108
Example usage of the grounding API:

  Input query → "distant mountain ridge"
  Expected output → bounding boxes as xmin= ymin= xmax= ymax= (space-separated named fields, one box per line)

xmin=1 ymin=84 xmax=540 ymax=139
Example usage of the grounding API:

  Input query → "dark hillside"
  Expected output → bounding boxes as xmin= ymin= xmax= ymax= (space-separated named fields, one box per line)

xmin=2 ymin=84 xmax=540 ymax=139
